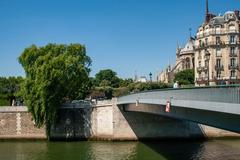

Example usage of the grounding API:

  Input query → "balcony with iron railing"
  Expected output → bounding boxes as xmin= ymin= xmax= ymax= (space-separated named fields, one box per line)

xmin=196 ymin=41 xmax=240 ymax=50
xmin=197 ymin=66 xmax=208 ymax=72
xmin=213 ymin=76 xmax=223 ymax=81
xmin=195 ymin=76 xmax=210 ymax=83
xmin=215 ymin=65 xmax=224 ymax=71
xmin=197 ymin=30 xmax=239 ymax=39
xmin=229 ymin=76 xmax=238 ymax=80
xmin=228 ymin=64 xmax=239 ymax=70
xmin=197 ymin=67 xmax=204 ymax=72
xmin=229 ymin=52 xmax=238 ymax=57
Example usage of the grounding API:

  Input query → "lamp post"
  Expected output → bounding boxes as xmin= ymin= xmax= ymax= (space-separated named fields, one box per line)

xmin=149 ymin=72 xmax=152 ymax=82
xmin=205 ymin=50 xmax=211 ymax=86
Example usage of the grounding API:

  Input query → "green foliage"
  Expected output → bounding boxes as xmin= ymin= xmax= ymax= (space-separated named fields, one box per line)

xmin=90 ymin=87 xmax=113 ymax=99
xmin=0 ymin=76 xmax=23 ymax=106
xmin=90 ymin=69 xmax=169 ymax=99
xmin=128 ymin=82 xmax=169 ymax=92
xmin=119 ymin=78 xmax=133 ymax=87
xmin=90 ymin=82 xmax=169 ymax=99
xmin=94 ymin=69 xmax=121 ymax=88
xmin=174 ymin=69 xmax=194 ymax=85
xmin=18 ymin=43 xmax=91 ymax=137
xmin=113 ymin=87 xmax=129 ymax=97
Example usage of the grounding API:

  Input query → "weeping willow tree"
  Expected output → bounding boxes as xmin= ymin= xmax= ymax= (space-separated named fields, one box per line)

xmin=18 ymin=44 xmax=91 ymax=138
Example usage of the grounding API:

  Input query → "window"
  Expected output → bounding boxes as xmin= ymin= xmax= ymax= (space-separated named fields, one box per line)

xmin=229 ymin=25 xmax=236 ymax=32
xmin=216 ymin=47 xmax=221 ymax=57
xmin=204 ymin=71 xmax=208 ymax=78
xmin=231 ymin=70 xmax=236 ymax=78
xmin=216 ymin=37 xmax=221 ymax=44
xmin=216 ymin=26 xmax=221 ymax=34
xmin=217 ymin=71 xmax=221 ymax=78
xmin=205 ymin=28 xmax=209 ymax=35
xmin=199 ymin=30 xmax=203 ymax=37
xmin=230 ymin=35 xmax=235 ymax=44
xmin=205 ymin=38 xmax=208 ymax=46
xmin=198 ymin=61 xmax=201 ymax=67
xmin=216 ymin=59 xmax=221 ymax=67
xmin=192 ymin=57 xmax=195 ymax=68
xmin=199 ymin=40 xmax=202 ymax=47
xmin=230 ymin=58 xmax=236 ymax=66
xmin=205 ymin=60 xmax=209 ymax=67
xmin=230 ymin=47 xmax=235 ymax=55
xmin=185 ymin=58 xmax=190 ymax=69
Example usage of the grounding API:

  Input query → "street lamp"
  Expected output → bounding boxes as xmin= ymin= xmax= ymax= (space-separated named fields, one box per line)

xmin=205 ymin=50 xmax=211 ymax=86
xmin=149 ymin=72 xmax=152 ymax=82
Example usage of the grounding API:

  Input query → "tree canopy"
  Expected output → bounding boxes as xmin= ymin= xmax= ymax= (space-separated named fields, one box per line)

xmin=174 ymin=69 xmax=194 ymax=85
xmin=18 ymin=43 xmax=91 ymax=136
xmin=0 ymin=76 xmax=23 ymax=106
xmin=94 ymin=69 xmax=121 ymax=88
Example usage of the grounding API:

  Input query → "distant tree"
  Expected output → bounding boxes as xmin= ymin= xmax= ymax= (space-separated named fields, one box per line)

xmin=90 ymin=87 xmax=113 ymax=99
xmin=0 ymin=76 xmax=23 ymax=106
xmin=174 ymin=69 xmax=194 ymax=85
xmin=119 ymin=78 xmax=134 ymax=87
xmin=19 ymin=43 xmax=91 ymax=137
xmin=95 ymin=69 xmax=121 ymax=88
xmin=128 ymin=82 xmax=168 ymax=92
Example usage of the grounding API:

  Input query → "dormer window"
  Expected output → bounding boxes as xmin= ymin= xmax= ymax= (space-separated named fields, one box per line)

xmin=229 ymin=25 xmax=236 ymax=33
xmin=215 ymin=26 xmax=221 ymax=34
xmin=205 ymin=27 xmax=209 ymax=35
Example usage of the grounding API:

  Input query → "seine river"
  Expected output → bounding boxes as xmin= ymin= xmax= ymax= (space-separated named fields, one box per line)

xmin=0 ymin=140 xmax=240 ymax=160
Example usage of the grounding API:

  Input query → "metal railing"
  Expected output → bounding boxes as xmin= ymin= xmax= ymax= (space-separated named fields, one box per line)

xmin=229 ymin=52 xmax=238 ymax=57
xmin=215 ymin=65 xmax=224 ymax=71
xmin=196 ymin=41 xmax=240 ymax=50
xmin=117 ymin=85 xmax=240 ymax=104
xmin=197 ymin=30 xmax=239 ymax=39
xmin=229 ymin=65 xmax=239 ymax=70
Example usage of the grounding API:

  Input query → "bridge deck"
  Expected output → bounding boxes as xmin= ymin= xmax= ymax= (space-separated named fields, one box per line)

xmin=117 ymin=85 xmax=240 ymax=133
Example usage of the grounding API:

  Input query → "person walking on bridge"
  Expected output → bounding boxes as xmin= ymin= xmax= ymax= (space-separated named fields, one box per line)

xmin=173 ymin=81 xmax=179 ymax=88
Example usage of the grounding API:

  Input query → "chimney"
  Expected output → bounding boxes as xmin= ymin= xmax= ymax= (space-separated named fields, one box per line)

xmin=234 ymin=10 xmax=239 ymax=19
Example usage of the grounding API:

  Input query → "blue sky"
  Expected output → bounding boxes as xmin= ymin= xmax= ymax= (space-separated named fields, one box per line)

xmin=0 ymin=0 xmax=239 ymax=79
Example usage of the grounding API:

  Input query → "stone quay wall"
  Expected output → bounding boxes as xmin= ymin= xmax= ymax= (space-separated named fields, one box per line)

xmin=0 ymin=100 xmax=240 ymax=140
xmin=91 ymin=99 xmax=240 ymax=140
xmin=0 ymin=107 xmax=46 ymax=139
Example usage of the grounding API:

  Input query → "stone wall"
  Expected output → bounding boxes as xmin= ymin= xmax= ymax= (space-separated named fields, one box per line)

xmin=90 ymin=103 xmax=113 ymax=140
xmin=0 ymin=102 xmax=239 ymax=140
xmin=94 ymin=99 xmax=240 ymax=140
xmin=0 ymin=107 xmax=46 ymax=139
xmin=50 ymin=107 xmax=92 ymax=140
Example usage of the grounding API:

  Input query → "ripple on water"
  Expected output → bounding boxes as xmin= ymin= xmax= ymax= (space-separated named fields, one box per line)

xmin=0 ymin=140 xmax=240 ymax=160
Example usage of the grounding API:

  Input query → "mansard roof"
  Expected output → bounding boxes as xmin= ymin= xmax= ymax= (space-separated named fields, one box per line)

xmin=208 ymin=10 xmax=239 ymax=26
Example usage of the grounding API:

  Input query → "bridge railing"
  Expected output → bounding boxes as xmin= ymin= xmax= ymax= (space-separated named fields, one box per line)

xmin=118 ymin=85 xmax=240 ymax=104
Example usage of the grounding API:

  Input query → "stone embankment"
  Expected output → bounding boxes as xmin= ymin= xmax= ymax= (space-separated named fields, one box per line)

xmin=0 ymin=100 xmax=239 ymax=140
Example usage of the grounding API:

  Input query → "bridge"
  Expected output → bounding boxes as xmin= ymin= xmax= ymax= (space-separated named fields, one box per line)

xmin=117 ymin=85 xmax=240 ymax=133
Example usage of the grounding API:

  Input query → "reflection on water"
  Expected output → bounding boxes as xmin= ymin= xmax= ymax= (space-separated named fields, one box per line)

xmin=0 ymin=140 xmax=240 ymax=160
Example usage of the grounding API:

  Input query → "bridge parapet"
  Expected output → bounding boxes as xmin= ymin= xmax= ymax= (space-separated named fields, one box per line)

xmin=118 ymin=85 xmax=240 ymax=104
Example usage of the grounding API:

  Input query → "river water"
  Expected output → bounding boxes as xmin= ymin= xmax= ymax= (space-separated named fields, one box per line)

xmin=0 ymin=140 xmax=240 ymax=160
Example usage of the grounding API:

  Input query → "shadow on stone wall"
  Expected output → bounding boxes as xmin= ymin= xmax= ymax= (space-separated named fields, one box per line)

xmin=118 ymin=103 xmax=206 ymax=140
xmin=117 ymin=104 xmax=207 ymax=159
xmin=50 ymin=107 xmax=93 ymax=140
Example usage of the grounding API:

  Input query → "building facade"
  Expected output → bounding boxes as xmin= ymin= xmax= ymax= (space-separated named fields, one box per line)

xmin=159 ymin=0 xmax=240 ymax=86
xmin=157 ymin=37 xmax=195 ymax=83
xmin=195 ymin=1 xmax=240 ymax=86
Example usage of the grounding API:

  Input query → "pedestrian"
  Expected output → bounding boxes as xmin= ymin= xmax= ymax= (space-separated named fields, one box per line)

xmin=173 ymin=81 xmax=179 ymax=88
